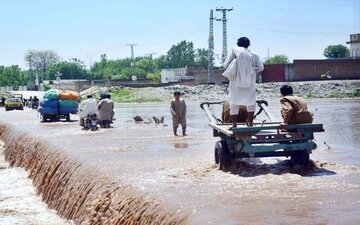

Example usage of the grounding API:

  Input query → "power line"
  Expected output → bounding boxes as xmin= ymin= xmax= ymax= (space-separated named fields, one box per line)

xmin=228 ymin=21 xmax=352 ymax=35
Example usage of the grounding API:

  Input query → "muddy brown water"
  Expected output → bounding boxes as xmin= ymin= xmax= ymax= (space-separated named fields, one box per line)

xmin=0 ymin=99 xmax=359 ymax=224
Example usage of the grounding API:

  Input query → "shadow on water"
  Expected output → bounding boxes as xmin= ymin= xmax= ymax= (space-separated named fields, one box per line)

xmin=226 ymin=159 xmax=337 ymax=177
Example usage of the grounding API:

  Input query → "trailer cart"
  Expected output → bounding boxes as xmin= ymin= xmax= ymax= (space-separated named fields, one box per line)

xmin=200 ymin=101 xmax=324 ymax=171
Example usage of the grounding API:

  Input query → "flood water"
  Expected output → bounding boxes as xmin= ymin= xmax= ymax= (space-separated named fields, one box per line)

xmin=1 ymin=99 xmax=359 ymax=224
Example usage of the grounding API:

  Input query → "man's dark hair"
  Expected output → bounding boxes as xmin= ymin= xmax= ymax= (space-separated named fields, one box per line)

xmin=106 ymin=94 xmax=111 ymax=99
xmin=237 ymin=37 xmax=250 ymax=48
xmin=174 ymin=91 xmax=181 ymax=96
xmin=87 ymin=95 xmax=93 ymax=98
xmin=280 ymin=84 xmax=293 ymax=96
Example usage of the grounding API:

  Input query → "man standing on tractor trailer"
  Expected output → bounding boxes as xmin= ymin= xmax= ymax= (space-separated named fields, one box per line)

xmin=223 ymin=37 xmax=264 ymax=128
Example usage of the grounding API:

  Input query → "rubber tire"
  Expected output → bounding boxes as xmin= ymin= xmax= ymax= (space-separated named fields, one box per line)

xmin=66 ymin=114 xmax=70 ymax=122
xmin=42 ymin=115 xmax=47 ymax=123
xmin=291 ymin=150 xmax=310 ymax=167
xmin=215 ymin=141 xmax=231 ymax=172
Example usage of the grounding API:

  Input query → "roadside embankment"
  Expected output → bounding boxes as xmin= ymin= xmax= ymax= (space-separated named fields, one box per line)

xmin=80 ymin=80 xmax=360 ymax=103
xmin=0 ymin=123 xmax=187 ymax=225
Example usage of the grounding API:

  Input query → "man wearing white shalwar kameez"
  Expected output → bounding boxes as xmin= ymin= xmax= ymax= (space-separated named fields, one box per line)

xmin=223 ymin=37 xmax=264 ymax=128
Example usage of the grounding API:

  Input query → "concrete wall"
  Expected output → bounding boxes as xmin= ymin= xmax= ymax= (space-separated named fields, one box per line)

xmin=0 ymin=86 xmax=27 ymax=92
xmin=262 ymin=64 xmax=286 ymax=82
xmin=292 ymin=59 xmax=360 ymax=81
xmin=193 ymin=69 xmax=228 ymax=85
xmin=161 ymin=67 xmax=192 ymax=83
xmin=350 ymin=43 xmax=360 ymax=58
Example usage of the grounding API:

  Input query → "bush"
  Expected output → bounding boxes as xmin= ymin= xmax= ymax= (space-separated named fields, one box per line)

xmin=146 ymin=72 xmax=161 ymax=82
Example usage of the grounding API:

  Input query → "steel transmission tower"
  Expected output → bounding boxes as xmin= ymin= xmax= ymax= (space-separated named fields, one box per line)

xmin=126 ymin=43 xmax=138 ymax=67
xmin=208 ymin=9 xmax=214 ymax=83
xmin=216 ymin=7 xmax=233 ymax=63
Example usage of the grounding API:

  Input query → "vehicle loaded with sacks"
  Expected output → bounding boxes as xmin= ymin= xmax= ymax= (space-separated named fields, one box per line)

xmin=38 ymin=89 xmax=80 ymax=122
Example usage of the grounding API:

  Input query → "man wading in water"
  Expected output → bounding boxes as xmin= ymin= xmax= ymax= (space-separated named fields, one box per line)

xmin=170 ymin=91 xmax=187 ymax=136
xmin=223 ymin=37 xmax=264 ymax=128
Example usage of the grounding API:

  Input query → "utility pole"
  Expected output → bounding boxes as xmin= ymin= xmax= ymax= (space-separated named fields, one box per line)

xmin=126 ymin=43 xmax=138 ymax=67
xmin=215 ymin=7 xmax=233 ymax=63
xmin=145 ymin=53 xmax=157 ymax=72
xmin=208 ymin=9 xmax=214 ymax=83
xmin=145 ymin=52 xmax=157 ymax=59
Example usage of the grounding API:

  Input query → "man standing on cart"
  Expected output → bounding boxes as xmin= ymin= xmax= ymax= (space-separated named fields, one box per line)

xmin=223 ymin=37 xmax=264 ymax=128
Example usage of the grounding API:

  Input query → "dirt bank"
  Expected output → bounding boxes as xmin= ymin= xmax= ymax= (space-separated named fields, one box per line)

xmin=0 ymin=123 xmax=187 ymax=225
xmin=81 ymin=80 xmax=360 ymax=103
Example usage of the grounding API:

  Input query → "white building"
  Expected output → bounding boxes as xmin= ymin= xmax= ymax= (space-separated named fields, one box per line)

xmin=347 ymin=33 xmax=360 ymax=58
xmin=160 ymin=67 xmax=193 ymax=83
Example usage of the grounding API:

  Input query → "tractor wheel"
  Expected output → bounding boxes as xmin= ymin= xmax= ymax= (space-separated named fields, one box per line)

xmin=291 ymin=150 xmax=310 ymax=167
xmin=215 ymin=141 xmax=232 ymax=172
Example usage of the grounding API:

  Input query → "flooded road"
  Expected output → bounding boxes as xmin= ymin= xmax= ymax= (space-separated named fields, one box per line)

xmin=0 ymin=99 xmax=359 ymax=224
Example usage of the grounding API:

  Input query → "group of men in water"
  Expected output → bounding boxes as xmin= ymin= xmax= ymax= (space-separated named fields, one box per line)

xmin=78 ymin=94 xmax=114 ymax=128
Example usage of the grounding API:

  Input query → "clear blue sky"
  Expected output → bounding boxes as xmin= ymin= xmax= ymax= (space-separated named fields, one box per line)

xmin=1 ymin=0 xmax=359 ymax=68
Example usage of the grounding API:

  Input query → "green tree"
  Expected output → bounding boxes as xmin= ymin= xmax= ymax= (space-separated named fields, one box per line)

xmin=45 ymin=58 xmax=88 ymax=80
xmin=90 ymin=54 xmax=109 ymax=79
xmin=0 ymin=65 xmax=27 ymax=87
xmin=167 ymin=40 xmax=195 ymax=68
xmin=154 ymin=55 xmax=169 ymax=69
xmin=265 ymin=54 xmax=289 ymax=64
xmin=323 ymin=44 xmax=350 ymax=58
xmin=24 ymin=50 xmax=60 ymax=83
xmin=194 ymin=48 xmax=212 ymax=68
xmin=119 ymin=67 xmax=146 ymax=80
xmin=136 ymin=57 xmax=157 ymax=72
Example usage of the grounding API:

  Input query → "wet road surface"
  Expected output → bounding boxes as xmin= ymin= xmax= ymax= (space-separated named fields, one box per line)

xmin=1 ymin=100 xmax=360 ymax=224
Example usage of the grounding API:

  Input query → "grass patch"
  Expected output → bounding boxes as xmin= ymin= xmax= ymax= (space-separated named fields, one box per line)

xmin=304 ymin=93 xmax=316 ymax=99
xmin=348 ymin=89 xmax=360 ymax=97
xmin=327 ymin=90 xmax=360 ymax=98
xmin=111 ymin=88 xmax=162 ymax=103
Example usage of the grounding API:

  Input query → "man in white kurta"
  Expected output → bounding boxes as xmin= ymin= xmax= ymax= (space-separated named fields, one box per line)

xmin=223 ymin=37 xmax=264 ymax=128
xmin=78 ymin=95 xmax=98 ymax=126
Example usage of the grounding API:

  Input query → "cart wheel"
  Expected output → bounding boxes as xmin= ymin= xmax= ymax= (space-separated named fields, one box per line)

xmin=291 ymin=150 xmax=309 ymax=167
xmin=66 ymin=114 xmax=70 ymax=121
xmin=215 ymin=141 xmax=231 ymax=171
xmin=41 ymin=114 xmax=46 ymax=123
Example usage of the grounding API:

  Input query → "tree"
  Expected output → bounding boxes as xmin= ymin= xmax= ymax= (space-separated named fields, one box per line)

xmin=136 ymin=58 xmax=157 ymax=72
xmin=24 ymin=50 xmax=60 ymax=83
xmin=45 ymin=58 xmax=88 ymax=80
xmin=90 ymin=54 xmax=110 ymax=79
xmin=194 ymin=48 xmax=212 ymax=68
xmin=265 ymin=55 xmax=289 ymax=64
xmin=0 ymin=65 xmax=27 ymax=87
xmin=119 ymin=67 xmax=146 ymax=80
xmin=154 ymin=55 xmax=169 ymax=69
xmin=167 ymin=40 xmax=195 ymax=68
xmin=323 ymin=45 xmax=350 ymax=58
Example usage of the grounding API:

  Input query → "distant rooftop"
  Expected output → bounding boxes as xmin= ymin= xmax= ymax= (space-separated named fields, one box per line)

xmin=346 ymin=33 xmax=360 ymax=44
